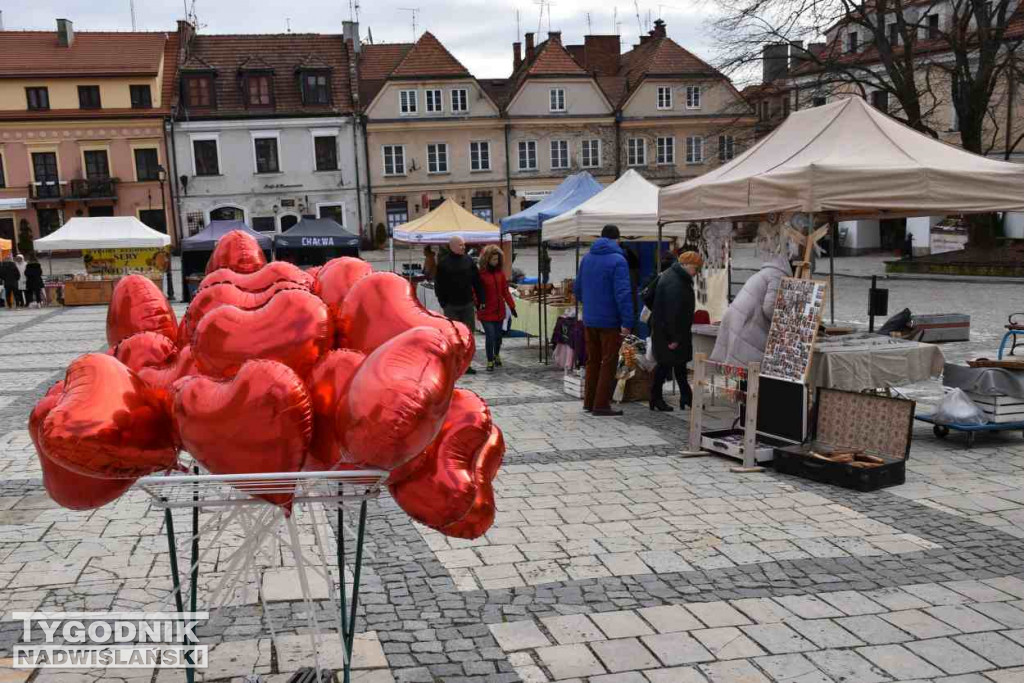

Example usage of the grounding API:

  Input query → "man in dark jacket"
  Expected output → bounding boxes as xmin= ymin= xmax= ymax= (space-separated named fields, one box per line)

xmin=649 ymin=251 xmax=701 ymax=411
xmin=435 ymin=235 xmax=485 ymax=374
xmin=0 ymin=256 xmax=19 ymax=309
xmin=574 ymin=225 xmax=634 ymax=416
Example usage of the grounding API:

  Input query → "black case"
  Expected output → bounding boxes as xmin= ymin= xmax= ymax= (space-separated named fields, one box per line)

xmin=772 ymin=388 xmax=915 ymax=492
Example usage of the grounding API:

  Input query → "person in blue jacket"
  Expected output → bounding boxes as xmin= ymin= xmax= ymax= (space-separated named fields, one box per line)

xmin=574 ymin=225 xmax=635 ymax=416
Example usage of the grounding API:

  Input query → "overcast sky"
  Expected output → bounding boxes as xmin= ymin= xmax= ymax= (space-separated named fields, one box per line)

xmin=2 ymin=0 xmax=722 ymax=80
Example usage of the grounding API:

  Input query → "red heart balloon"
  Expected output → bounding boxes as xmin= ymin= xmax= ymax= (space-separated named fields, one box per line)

xmin=172 ymin=360 xmax=312 ymax=508
xmin=337 ymin=272 xmax=473 ymax=374
xmin=335 ymin=327 xmax=457 ymax=471
xmin=388 ymin=389 xmax=498 ymax=532
xmin=438 ymin=425 xmax=504 ymax=539
xmin=106 ymin=275 xmax=177 ymax=347
xmin=317 ymin=257 xmax=373 ymax=346
xmin=30 ymin=382 xmax=136 ymax=511
xmin=193 ymin=289 xmax=332 ymax=379
xmin=305 ymin=350 xmax=365 ymax=471
xmin=114 ymin=331 xmax=197 ymax=391
xmin=41 ymin=354 xmax=178 ymax=479
xmin=179 ymin=281 xmax=306 ymax=346
xmin=205 ymin=230 xmax=267 ymax=274
xmin=306 ymin=266 xmax=323 ymax=282
xmin=199 ymin=261 xmax=314 ymax=294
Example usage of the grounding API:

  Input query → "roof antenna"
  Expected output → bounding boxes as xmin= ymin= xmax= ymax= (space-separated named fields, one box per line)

xmin=586 ymin=11 xmax=592 ymax=34
xmin=633 ymin=0 xmax=643 ymax=35
xmin=286 ymin=17 xmax=291 ymax=33
xmin=534 ymin=0 xmax=544 ymax=35
xmin=515 ymin=8 xmax=521 ymax=42
xmin=130 ymin=0 xmax=137 ymax=30
xmin=398 ymin=7 xmax=419 ymax=39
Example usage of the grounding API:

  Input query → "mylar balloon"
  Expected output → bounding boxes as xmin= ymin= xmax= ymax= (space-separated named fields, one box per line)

xmin=205 ymin=230 xmax=267 ymax=274
xmin=336 ymin=327 xmax=457 ymax=471
xmin=317 ymin=258 xmax=372 ymax=305
xmin=41 ymin=354 xmax=178 ymax=479
xmin=106 ymin=274 xmax=177 ymax=347
xmin=336 ymin=272 xmax=473 ymax=373
xmin=193 ymin=289 xmax=332 ymax=379
xmin=172 ymin=360 xmax=312 ymax=508
xmin=305 ymin=350 xmax=365 ymax=471
xmin=113 ymin=331 xmax=196 ymax=391
xmin=178 ymin=281 xmax=305 ymax=346
xmin=199 ymin=261 xmax=314 ymax=293
xmin=30 ymin=381 xmax=135 ymax=511
xmin=438 ymin=425 xmax=504 ymax=539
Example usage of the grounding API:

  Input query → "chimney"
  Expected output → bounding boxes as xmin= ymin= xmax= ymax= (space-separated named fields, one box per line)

xmin=583 ymin=35 xmax=620 ymax=76
xmin=652 ymin=19 xmax=666 ymax=38
xmin=548 ymin=31 xmax=562 ymax=44
xmin=789 ymin=40 xmax=805 ymax=72
xmin=762 ymin=43 xmax=789 ymax=83
xmin=525 ymin=32 xmax=535 ymax=61
xmin=57 ymin=18 xmax=74 ymax=47
xmin=343 ymin=20 xmax=361 ymax=53
xmin=513 ymin=41 xmax=522 ymax=70
xmin=177 ymin=19 xmax=196 ymax=49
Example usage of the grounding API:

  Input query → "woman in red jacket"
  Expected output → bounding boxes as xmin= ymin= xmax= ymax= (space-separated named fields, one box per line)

xmin=477 ymin=244 xmax=517 ymax=371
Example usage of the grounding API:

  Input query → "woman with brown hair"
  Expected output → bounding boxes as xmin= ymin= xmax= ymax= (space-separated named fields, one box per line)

xmin=477 ymin=244 xmax=517 ymax=371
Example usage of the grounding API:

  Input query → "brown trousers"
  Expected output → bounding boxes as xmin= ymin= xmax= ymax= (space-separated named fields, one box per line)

xmin=584 ymin=327 xmax=622 ymax=411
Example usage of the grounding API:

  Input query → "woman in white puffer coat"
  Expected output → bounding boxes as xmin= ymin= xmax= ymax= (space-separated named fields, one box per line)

xmin=710 ymin=254 xmax=791 ymax=366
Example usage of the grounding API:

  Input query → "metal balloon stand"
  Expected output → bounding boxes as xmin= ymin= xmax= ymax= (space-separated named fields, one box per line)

xmin=135 ymin=468 xmax=388 ymax=683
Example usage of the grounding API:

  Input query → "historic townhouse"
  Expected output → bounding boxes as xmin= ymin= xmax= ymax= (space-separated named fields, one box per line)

xmin=360 ymin=32 xmax=507 ymax=233
xmin=0 ymin=19 xmax=178 ymax=246
xmin=503 ymin=31 xmax=619 ymax=210
xmin=169 ymin=21 xmax=365 ymax=238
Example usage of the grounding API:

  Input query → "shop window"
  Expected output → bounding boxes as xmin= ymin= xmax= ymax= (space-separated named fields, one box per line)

xmin=471 ymin=195 xmax=493 ymax=223
xmin=252 ymin=216 xmax=276 ymax=233
xmin=386 ymin=200 xmax=408 ymax=231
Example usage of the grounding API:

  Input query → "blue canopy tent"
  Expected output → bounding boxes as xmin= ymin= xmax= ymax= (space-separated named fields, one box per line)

xmin=500 ymin=172 xmax=605 ymax=363
xmin=179 ymin=220 xmax=273 ymax=301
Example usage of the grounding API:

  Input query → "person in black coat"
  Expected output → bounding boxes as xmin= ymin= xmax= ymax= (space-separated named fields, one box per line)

xmin=435 ymin=235 xmax=485 ymax=374
xmin=25 ymin=258 xmax=45 ymax=307
xmin=649 ymin=251 xmax=702 ymax=411
xmin=0 ymin=256 xmax=19 ymax=309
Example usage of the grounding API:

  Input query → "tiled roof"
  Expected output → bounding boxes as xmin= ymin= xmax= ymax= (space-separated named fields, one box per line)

xmin=0 ymin=30 xmax=167 ymax=78
xmin=524 ymin=37 xmax=588 ymax=77
xmin=390 ymin=32 xmax=471 ymax=78
xmin=358 ymin=43 xmax=412 ymax=104
xmin=479 ymin=78 xmax=514 ymax=108
xmin=620 ymin=37 xmax=722 ymax=85
xmin=172 ymin=33 xmax=353 ymax=117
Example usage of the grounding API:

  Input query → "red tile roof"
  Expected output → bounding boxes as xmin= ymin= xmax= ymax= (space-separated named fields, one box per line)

xmin=523 ymin=36 xmax=588 ymax=77
xmin=0 ymin=30 xmax=167 ymax=78
xmin=390 ymin=32 xmax=471 ymax=78
xmin=173 ymin=33 xmax=353 ymax=117
xmin=620 ymin=36 xmax=723 ymax=85
xmin=358 ymin=42 xmax=412 ymax=104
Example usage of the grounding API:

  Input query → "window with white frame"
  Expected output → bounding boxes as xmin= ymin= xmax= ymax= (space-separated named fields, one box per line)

xmin=313 ymin=133 xmax=338 ymax=171
xmin=399 ymin=90 xmax=417 ymax=114
xmin=656 ymin=137 xmax=675 ymax=165
xmin=518 ymin=140 xmax=537 ymax=170
xmin=686 ymin=136 xmax=704 ymax=164
xmin=627 ymin=138 xmax=646 ymax=166
xmin=253 ymin=134 xmax=280 ymax=174
xmin=450 ymin=89 xmax=468 ymax=113
xmin=549 ymin=88 xmax=566 ymax=112
xmin=382 ymin=145 xmax=406 ymax=175
xmin=192 ymin=136 xmax=220 ymax=176
xmin=718 ymin=135 xmax=735 ymax=162
xmin=427 ymin=143 xmax=449 ymax=173
xmin=470 ymin=141 xmax=490 ymax=171
xmin=657 ymin=86 xmax=673 ymax=110
xmin=550 ymin=140 xmax=569 ymax=169
xmin=318 ymin=203 xmax=345 ymax=226
xmin=425 ymin=89 xmax=443 ymax=113
xmin=580 ymin=139 xmax=601 ymax=168
xmin=685 ymin=85 xmax=701 ymax=109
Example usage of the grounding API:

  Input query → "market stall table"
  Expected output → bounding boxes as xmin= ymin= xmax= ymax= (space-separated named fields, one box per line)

xmin=809 ymin=334 xmax=945 ymax=391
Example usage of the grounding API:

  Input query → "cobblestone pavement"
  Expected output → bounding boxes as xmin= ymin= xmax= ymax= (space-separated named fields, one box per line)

xmin=3 ymin=305 xmax=1024 ymax=682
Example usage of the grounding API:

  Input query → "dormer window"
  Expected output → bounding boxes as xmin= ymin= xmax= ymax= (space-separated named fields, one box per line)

xmin=244 ymin=72 xmax=273 ymax=107
xmin=549 ymin=88 xmax=566 ymax=112
xmin=848 ymin=31 xmax=859 ymax=53
xmin=184 ymin=75 xmax=214 ymax=107
xmin=300 ymin=71 xmax=330 ymax=105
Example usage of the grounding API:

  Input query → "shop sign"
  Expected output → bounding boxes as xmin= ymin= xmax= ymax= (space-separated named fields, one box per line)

xmin=83 ymin=248 xmax=170 ymax=275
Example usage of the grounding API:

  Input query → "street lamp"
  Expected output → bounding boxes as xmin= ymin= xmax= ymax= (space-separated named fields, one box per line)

xmin=157 ymin=164 xmax=175 ymax=299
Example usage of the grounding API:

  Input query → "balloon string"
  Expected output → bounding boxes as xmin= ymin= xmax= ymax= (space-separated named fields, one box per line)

xmin=285 ymin=511 xmax=324 ymax=676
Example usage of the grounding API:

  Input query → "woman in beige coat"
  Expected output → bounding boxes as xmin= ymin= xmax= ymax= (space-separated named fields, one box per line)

xmin=710 ymin=254 xmax=791 ymax=366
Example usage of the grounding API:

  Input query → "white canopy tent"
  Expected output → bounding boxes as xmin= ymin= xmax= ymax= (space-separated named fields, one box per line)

xmin=543 ymin=170 xmax=666 ymax=240
xmin=659 ymin=96 xmax=1024 ymax=225
xmin=34 ymin=216 xmax=171 ymax=252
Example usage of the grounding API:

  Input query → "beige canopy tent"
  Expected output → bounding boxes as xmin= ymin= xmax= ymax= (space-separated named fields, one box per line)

xmin=659 ymin=96 xmax=1024 ymax=225
xmin=392 ymin=198 xmax=501 ymax=244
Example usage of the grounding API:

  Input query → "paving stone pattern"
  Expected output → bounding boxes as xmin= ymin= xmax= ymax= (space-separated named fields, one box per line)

xmin=3 ymin=307 xmax=1024 ymax=681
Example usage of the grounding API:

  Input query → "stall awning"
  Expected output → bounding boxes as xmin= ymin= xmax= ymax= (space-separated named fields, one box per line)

xmin=33 ymin=216 xmax=171 ymax=252
xmin=659 ymin=96 xmax=1024 ymax=224
xmin=393 ymin=198 xmax=501 ymax=244
xmin=544 ymin=170 xmax=668 ymax=241
xmin=274 ymin=218 xmax=359 ymax=249
xmin=500 ymin=172 xmax=604 ymax=235
xmin=180 ymin=220 xmax=272 ymax=252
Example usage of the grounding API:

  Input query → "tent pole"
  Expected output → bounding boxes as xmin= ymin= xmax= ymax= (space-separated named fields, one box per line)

xmin=537 ymin=233 xmax=542 ymax=364
xmin=389 ymin=236 xmax=395 ymax=273
xmin=829 ymin=215 xmax=837 ymax=325
xmin=657 ymin=222 xmax=664 ymax=273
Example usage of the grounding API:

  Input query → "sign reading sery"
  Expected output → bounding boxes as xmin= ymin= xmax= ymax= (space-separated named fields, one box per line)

xmin=83 ymin=248 xmax=170 ymax=275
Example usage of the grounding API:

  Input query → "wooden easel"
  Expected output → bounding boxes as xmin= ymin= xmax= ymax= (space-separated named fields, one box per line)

xmin=785 ymin=225 xmax=828 ymax=280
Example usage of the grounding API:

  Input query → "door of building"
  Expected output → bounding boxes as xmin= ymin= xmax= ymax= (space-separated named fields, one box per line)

xmin=210 ymin=206 xmax=244 ymax=222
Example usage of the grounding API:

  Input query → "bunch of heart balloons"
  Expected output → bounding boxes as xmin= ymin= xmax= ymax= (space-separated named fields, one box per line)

xmin=28 ymin=230 xmax=505 ymax=539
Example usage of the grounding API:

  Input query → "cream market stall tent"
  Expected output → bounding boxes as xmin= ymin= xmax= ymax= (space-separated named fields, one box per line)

xmin=658 ymin=96 xmax=1024 ymax=323
xmin=33 ymin=216 xmax=172 ymax=306
xmin=392 ymin=198 xmax=502 ymax=244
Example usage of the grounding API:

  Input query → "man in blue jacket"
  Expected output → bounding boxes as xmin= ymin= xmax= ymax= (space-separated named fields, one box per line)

xmin=574 ymin=225 xmax=634 ymax=416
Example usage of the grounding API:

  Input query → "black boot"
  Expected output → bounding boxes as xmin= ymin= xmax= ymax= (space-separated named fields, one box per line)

xmin=649 ymin=399 xmax=674 ymax=412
